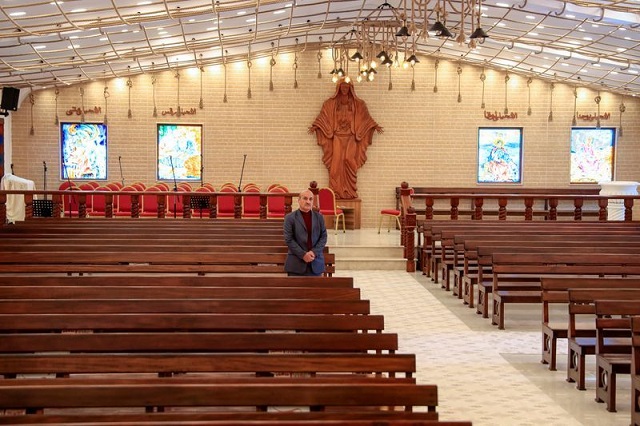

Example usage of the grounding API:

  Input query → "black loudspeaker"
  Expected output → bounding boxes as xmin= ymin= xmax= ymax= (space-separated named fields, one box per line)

xmin=1 ymin=87 xmax=20 ymax=111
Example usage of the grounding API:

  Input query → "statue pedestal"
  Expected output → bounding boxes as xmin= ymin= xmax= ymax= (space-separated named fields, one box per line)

xmin=325 ymin=198 xmax=361 ymax=230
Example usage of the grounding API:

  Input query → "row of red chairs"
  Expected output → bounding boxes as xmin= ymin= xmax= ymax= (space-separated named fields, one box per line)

xmin=58 ymin=181 xmax=289 ymax=219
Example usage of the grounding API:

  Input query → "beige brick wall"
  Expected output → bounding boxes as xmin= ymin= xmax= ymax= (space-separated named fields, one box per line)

xmin=7 ymin=50 xmax=640 ymax=227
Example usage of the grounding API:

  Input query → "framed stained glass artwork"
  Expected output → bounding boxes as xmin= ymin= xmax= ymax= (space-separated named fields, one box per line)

xmin=157 ymin=123 xmax=203 ymax=181
xmin=570 ymin=127 xmax=615 ymax=184
xmin=60 ymin=122 xmax=108 ymax=180
xmin=477 ymin=127 xmax=523 ymax=184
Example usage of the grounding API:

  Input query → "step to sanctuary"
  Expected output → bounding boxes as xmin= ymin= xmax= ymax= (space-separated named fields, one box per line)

xmin=331 ymin=245 xmax=405 ymax=271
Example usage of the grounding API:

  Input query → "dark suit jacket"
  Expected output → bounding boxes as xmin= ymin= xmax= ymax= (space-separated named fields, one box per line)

xmin=283 ymin=209 xmax=328 ymax=275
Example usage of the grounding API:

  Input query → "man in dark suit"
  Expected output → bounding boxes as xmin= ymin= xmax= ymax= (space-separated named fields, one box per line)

xmin=283 ymin=189 xmax=328 ymax=276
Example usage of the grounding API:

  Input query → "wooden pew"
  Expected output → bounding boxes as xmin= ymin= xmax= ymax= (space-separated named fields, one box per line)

xmin=0 ymin=218 xmax=286 ymax=231
xmin=0 ymin=284 xmax=442 ymax=424
xmin=631 ymin=316 xmax=640 ymax=426
xmin=0 ymin=251 xmax=336 ymax=276
xmin=425 ymin=229 xmax=631 ymax=309
xmin=0 ymin=412 xmax=469 ymax=425
xmin=455 ymin=235 xmax=640 ymax=306
xmin=421 ymin=220 xmax=640 ymax=250
xmin=0 ymin=331 xmax=400 ymax=354
xmin=0 ymin=280 xmax=380 ymax=330
xmin=422 ymin=221 xmax=640 ymax=281
xmin=0 ymin=233 xmax=287 ymax=243
xmin=0 ymin=352 xmax=417 ymax=380
xmin=0 ymin=216 xmax=335 ymax=276
xmin=0 ymin=299 xmax=370 ymax=315
xmin=0 ymin=242 xmax=293 ymax=254
xmin=565 ymin=289 xmax=640 ymax=391
xmin=491 ymin=252 xmax=640 ymax=330
xmin=0 ymin=275 xmax=353 ymax=288
xmin=0 ymin=381 xmax=439 ymax=418
xmin=0 ymin=281 xmax=391 ymax=351
xmin=0 ymin=222 xmax=463 ymax=426
xmin=0 ymin=226 xmax=286 ymax=237
xmin=592 ymin=300 xmax=640 ymax=412
xmin=0 ymin=276 xmax=363 ymax=316
xmin=1 ymin=220 xmax=286 ymax=228
xmin=462 ymin=239 xmax=640 ymax=317
xmin=0 ymin=294 xmax=369 ymax=315
xmin=0 ymin=285 xmax=359 ymax=300
xmin=540 ymin=278 xmax=640 ymax=371
xmin=0 ymin=222 xmax=287 ymax=242
xmin=0 ymin=328 xmax=421 ymax=422
xmin=474 ymin=244 xmax=640 ymax=321
xmin=0 ymin=312 xmax=385 ymax=333
xmin=411 ymin=217 xmax=640 ymax=274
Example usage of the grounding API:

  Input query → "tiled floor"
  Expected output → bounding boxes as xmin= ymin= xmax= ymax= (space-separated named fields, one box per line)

xmin=332 ymin=229 xmax=630 ymax=426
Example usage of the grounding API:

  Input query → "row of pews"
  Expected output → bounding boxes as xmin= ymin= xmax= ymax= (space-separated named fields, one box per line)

xmin=0 ymin=218 xmax=471 ymax=425
xmin=0 ymin=219 xmax=334 ymax=275
xmin=416 ymin=219 xmax=640 ymax=423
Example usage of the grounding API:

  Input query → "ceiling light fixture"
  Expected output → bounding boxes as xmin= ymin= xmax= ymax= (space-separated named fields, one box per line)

xmin=321 ymin=1 xmax=489 ymax=84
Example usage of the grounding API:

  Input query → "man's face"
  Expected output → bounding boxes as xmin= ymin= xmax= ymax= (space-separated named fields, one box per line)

xmin=298 ymin=191 xmax=314 ymax=212
xmin=340 ymin=83 xmax=349 ymax=94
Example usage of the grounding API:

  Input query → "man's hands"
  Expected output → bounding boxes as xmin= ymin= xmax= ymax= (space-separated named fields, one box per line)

xmin=302 ymin=250 xmax=316 ymax=263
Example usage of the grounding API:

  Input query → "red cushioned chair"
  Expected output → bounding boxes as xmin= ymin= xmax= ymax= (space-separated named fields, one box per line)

xmin=318 ymin=187 xmax=345 ymax=234
xmin=242 ymin=183 xmax=261 ymax=218
xmin=378 ymin=187 xmax=414 ymax=233
xmin=114 ymin=185 xmax=139 ymax=217
xmin=267 ymin=185 xmax=288 ymax=219
xmin=217 ymin=184 xmax=238 ymax=218
xmin=378 ymin=208 xmax=402 ymax=233
xmin=88 ymin=186 xmax=113 ymax=217
xmin=140 ymin=185 xmax=166 ymax=218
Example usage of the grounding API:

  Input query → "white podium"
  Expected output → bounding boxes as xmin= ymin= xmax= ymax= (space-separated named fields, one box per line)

xmin=1 ymin=173 xmax=36 ymax=223
xmin=599 ymin=181 xmax=639 ymax=221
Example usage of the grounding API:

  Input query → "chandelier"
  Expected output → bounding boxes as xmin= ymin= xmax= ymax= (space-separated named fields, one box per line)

xmin=329 ymin=0 xmax=488 ymax=83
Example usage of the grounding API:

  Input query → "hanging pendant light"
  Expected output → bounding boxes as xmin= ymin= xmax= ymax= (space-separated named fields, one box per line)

xmin=429 ymin=21 xmax=452 ymax=38
xmin=470 ymin=0 xmax=489 ymax=39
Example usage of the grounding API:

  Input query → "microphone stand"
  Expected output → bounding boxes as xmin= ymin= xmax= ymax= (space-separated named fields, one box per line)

xmin=42 ymin=161 xmax=48 ymax=200
xmin=39 ymin=161 xmax=54 ymax=219
xmin=62 ymin=162 xmax=74 ymax=218
xmin=192 ymin=162 xmax=206 ymax=217
xmin=238 ymin=154 xmax=247 ymax=192
xmin=169 ymin=156 xmax=178 ymax=218
xmin=118 ymin=156 xmax=125 ymax=187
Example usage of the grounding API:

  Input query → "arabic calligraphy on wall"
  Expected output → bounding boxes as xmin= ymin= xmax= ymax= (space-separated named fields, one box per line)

xmin=576 ymin=112 xmax=611 ymax=121
xmin=484 ymin=111 xmax=518 ymax=121
xmin=161 ymin=107 xmax=197 ymax=116
xmin=64 ymin=106 xmax=198 ymax=117
xmin=66 ymin=106 xmax=102 ymax=116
